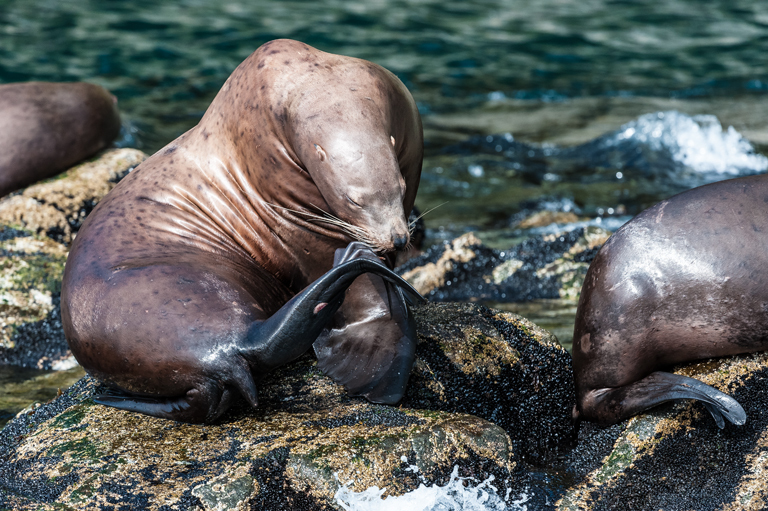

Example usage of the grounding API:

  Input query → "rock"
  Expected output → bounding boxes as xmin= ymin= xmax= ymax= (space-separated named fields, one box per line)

xmin=0 ymin=303 xmax=576 ymax=510
xmin=0 ymin=148 xmax=146 ymax=245
xmin=514 ymin=210 xmax=580 ymax=230
xmin=0 ymin=148 xmax=147 ymax=370
xmin=405 ymin=303 xmax=576 ymax=463
xmin=398 ymin=226 xmax=611 ymax=303
xmin=0 ymin=229 xmax=68 ymax=369
xmin=557 ymin=352 xmax=768 ymax=511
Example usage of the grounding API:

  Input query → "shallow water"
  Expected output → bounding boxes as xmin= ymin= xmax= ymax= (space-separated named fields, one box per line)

xmin=0 ymin=365 xmax=85 ymax=427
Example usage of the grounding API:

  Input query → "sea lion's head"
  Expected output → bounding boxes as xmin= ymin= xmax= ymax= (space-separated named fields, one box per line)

xmin=292 ymin=92 xmax=411 ymax=254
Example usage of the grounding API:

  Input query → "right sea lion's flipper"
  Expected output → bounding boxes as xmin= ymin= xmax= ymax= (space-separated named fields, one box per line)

xmin=580 ymin=371 xmax=746 ymax=428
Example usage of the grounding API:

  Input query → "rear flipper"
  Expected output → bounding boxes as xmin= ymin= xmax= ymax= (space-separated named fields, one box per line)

xmin=93 ymin=379 xmax=247 ymax=424
xmin=313 ymin=242 xmax=419 ymax=404
xmin=580 ymin=371 xmax=746 ymax=429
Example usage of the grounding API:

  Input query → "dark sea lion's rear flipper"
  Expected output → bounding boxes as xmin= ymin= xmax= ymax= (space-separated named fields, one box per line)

xmin=581 ymin=371 xmax=746 ymax=428
xmin=92 ymin=379 xmax=244 ymax=424
xmin=313 ymin=242 xmax=423 ymax=404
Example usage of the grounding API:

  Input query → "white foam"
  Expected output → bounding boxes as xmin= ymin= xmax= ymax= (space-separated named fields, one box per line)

xmin=609 ymin=111 xmax=768 ymax=175
xmin=334 ymin=466 xmax=527 ymax=511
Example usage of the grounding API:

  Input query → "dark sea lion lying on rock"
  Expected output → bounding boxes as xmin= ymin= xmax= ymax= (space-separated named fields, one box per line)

xmin=571 ymin=174 xmax=768 ymax=428
xmin=0 ymin=82 xmax=121 ymax=197
xmin=61 ymin=39 xmax=425 ymax=423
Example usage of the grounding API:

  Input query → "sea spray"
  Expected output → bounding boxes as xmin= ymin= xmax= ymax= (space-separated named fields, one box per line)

xmin=605 ymin=111 xmax=768 ymax=176
xmin=334 ymin=466 xmax=529 ymax=511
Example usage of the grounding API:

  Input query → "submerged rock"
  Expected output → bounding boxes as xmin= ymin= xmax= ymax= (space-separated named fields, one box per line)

xmin=0 ymin=303 xmax=575 ymax=510
xmin=398 ymin=226 xmax=611 ymax=303
xmin=557 ymin=352 xmax=768 ymax=511
xmin=0 ymin=148 xmax=147 ymax=370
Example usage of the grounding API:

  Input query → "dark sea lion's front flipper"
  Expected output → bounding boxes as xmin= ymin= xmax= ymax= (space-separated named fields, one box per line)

xmin=242 ymin=250 xmax=424 ymax=373
xmin=581 ymin=371 xmax=746 ymax=429
xmin=313 ymin=242 xmax=425 ymax=404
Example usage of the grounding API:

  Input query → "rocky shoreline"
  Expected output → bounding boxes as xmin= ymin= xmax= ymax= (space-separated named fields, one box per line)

xmin=3 ymin=150 xmax=768 ymax=510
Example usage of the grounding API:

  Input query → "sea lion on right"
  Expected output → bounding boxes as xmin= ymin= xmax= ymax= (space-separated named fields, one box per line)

xmin=0 ymin=81 xmax=121 ymax=197
xmin=571 ymin=173 xmax=768 ymax=428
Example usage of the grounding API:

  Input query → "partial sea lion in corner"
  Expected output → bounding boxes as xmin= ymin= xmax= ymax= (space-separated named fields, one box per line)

xmin=0 ymin=81 xmax=121 ymax=197
xmin=571 ymin=174 xmax=768 ymax=428
xmin=61 ymin=39 xmax=425 ymax=423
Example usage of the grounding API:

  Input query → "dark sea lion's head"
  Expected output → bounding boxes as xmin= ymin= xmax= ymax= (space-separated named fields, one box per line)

xmin=290 ymin=86 xmax=411 ymax=254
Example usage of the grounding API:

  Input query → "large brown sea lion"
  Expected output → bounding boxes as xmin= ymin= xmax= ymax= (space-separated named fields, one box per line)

xmin=0 ymin=81 xmax=121 ymax=197
xmin=570 ymin=174 xmax=768 ymax=428
xmin=61 ymin=39 xmax=425 ymax=423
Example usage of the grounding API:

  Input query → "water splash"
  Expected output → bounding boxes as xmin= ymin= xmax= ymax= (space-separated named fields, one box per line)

xmin=334 ymin=466 xmax=528 ymax=511
xmin=606 ymin=111 xmax=768 ymax=175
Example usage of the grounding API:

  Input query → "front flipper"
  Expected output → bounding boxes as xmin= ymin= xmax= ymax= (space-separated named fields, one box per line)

xmin=580 ymin=371 xmax=746 ymax=428
xmin=313 ymin=242 xmax=421 ymax=404
xmin=242 ymin=247 xmax=424 ymax=374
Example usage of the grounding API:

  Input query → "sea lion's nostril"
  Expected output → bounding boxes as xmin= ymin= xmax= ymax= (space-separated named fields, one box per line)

xmin=393 ymin=233 xmax=408 ymax=250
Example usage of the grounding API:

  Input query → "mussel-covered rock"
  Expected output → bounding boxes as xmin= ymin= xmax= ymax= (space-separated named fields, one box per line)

xmin=398 ymin=226 xmax=611 ymax=303
xmin=0 ymin=303 xmax=576 ymax=510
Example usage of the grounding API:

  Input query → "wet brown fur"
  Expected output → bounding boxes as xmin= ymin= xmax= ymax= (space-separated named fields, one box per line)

xmin=61 ymin=40 xmax=423 ymax=422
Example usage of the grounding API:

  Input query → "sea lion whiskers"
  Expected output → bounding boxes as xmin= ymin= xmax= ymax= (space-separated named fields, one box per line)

xmin=265 ymin=201 xmax=380 ymax=251
xmin=408 ymin=202 xmax=446 ymax=231
xmin=306 ymin=203 xmax=384 ymax=251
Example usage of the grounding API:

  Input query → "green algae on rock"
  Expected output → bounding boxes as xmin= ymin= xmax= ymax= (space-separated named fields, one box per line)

xmin=557 ymin=351 xmax=768 ymax=511
xmin=0 ymin=229 xmax=69 ymax=370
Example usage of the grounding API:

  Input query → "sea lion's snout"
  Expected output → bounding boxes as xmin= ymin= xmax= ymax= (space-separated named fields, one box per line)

xmin=392 ymin=232 xmax=408 ymax=250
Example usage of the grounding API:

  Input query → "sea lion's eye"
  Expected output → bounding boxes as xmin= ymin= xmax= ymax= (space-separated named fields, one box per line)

xmin=390 ymin=136 xmax=396 ymax=147
xmin=346 ymin=195 xmax=362 ymax=208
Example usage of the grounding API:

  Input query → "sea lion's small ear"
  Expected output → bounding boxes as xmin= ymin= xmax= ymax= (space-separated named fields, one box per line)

xmin=314 ymin=144 xmax=327 ymax=162
xmin=390 ymin=136 xmax=396 ymax=147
